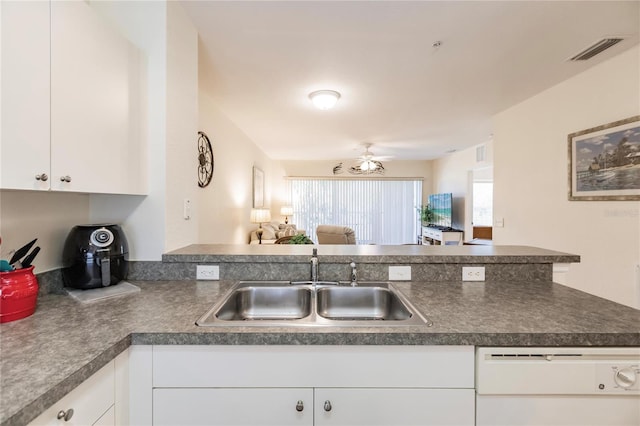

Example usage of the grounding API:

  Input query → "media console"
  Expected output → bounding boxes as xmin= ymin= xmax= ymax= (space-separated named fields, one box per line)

xmin=422 ymin=226 xmax=463 ymax=246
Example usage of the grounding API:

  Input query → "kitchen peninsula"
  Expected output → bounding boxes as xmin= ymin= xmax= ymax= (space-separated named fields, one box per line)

xmin=1 ymin=245 xmax=638 ymax=426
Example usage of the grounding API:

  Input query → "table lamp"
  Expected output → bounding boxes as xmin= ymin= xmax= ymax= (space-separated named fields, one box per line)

xmin=280 ymin=206 xmax=293 ymax=225
xmin=250 ymin=208 xmax=271 ymax=244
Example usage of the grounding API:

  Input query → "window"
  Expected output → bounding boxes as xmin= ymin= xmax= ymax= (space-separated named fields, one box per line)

xmin=289 ymin=178 xmax=423 ymax=244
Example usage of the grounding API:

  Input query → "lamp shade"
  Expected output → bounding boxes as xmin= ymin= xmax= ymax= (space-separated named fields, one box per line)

xmin=280 ymin=206 xmax=294 ymax=216
xmin=250 ymin=208 xmax=271 ymax=224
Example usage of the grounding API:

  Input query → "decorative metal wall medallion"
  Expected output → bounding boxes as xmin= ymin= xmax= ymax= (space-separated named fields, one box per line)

xmin=197 ymin=131 xmax=214 ymax=188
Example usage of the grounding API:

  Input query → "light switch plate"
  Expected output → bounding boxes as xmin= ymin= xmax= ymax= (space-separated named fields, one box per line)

xmin=389 ymin=265 xmax=411 ymax=281
xmin=197 ymin=265 xmax=219 ymax=280
xmin=462 ymin=266 xmax=485 ymax=281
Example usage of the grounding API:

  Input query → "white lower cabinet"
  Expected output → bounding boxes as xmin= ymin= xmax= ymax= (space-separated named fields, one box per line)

xmin=153 ymin=387 xmax=474 ymax=426
xmin=314 ymin=388 xmax=474 ymax=426
xmin=28 ymin=349 xmax=129 ymax=426
xmin=147 ymin=345 xmax=475 ymax=426
xmin=154 ymin=388 xmax=314 ymax=426
xmin=93 ymin=406 xmax=116 ymax=426
xmin=28 ymin=361 xmax=114 ymax=426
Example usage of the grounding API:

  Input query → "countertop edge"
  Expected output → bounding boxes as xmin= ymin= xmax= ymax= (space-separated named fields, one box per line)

xmin=6 ymin=330 xmax=640 ymax=426
xmin=4 ymin=335 xmax=131 ymax=426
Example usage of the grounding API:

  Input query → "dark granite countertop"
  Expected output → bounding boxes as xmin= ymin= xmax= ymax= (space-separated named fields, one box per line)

xmin=163 ymin=244 xmax=581 ymax=264
xmin=1 ymin=279 xmax=638 ymax=426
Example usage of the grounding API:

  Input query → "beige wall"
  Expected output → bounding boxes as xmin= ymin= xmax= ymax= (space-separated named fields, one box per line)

xmin=281 ymin=159 xmax=433 ymax=201
xmin=197 ymin=92 xmax=285 ymax=244
xmin=493 ymin=46 xmax=640 ymax=308
xmin=432 ymin=142 xmax=493 ymax=239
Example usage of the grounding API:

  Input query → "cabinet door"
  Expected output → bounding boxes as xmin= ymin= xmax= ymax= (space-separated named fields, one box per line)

xmin=92 ymin=405 xmax=115 ymax=426
xmin=28 ymin=361 xmax=115 ymax=426
xmin=314 ymin=388 xmax=475 ymax=426
xmin=153 ymin=388 xmax=313 ymax=426
xmin=50 ymin=1 xmax=144 ymax=194
xmin=0 ymin=0 xmax=51 ymax=190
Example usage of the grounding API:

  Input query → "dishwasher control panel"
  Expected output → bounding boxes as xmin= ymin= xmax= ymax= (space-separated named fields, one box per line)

xmin=596 ymin=364 xmax=640 ymax=393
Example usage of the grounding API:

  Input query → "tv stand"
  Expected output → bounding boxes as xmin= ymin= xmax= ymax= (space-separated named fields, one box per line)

xmin=422 ymin=226 xmax=463 ymax=246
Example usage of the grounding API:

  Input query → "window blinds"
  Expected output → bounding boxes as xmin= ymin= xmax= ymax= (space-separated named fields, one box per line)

xmin=289 ymin=178 xmax=423 ymax=245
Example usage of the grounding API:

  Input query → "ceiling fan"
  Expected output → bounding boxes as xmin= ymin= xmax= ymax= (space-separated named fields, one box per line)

xmin=348 ymin=144 xmax=390 ymax=175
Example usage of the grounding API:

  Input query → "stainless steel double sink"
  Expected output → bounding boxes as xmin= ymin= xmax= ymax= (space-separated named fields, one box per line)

xmin=196 ymin=281 xmax=431 ymax=327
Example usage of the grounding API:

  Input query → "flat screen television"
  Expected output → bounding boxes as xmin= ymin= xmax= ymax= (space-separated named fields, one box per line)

xmin=428 ymin=192 xmax=453 ymax=229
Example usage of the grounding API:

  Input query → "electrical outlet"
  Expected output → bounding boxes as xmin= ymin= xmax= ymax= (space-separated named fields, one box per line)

xmin=389 ymin=265 xmax=411 ymax=281
xmin=197 ymin=265 xmax=219 ymax=280
xmin=462 ymin=266 xmax=485 ymax=281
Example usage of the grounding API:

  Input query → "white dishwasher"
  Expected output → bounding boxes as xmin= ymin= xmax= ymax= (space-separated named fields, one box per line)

xmin=476 ymin=347 xmax=640 ymax=426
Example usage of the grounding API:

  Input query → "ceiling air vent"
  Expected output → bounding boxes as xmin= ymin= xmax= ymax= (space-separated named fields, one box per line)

xmin=569 ymin=38 xmax=624 ymax=61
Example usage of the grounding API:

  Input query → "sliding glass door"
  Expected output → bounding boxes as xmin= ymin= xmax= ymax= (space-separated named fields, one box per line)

xmin=289 ymin=178 xmax=423 ymax=245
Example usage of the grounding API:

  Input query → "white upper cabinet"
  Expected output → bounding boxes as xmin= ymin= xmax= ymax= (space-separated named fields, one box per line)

xmin=1 ymin=1 xmax=51 ymax=191
xmin=1 ymin=1 xmax=146 ymax=194
xmin=50 ymin=1 xmax=145 ymax=194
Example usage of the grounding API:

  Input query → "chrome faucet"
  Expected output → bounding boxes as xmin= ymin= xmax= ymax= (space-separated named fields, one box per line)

xmin=350 ymin=261 xmax=357 ymax=286
xmin=310 ymin=248 xmax=319 ymax=283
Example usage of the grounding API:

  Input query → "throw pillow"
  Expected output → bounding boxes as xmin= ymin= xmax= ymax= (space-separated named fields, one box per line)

xmin=261 ymin=226 xmax=276 ymax=240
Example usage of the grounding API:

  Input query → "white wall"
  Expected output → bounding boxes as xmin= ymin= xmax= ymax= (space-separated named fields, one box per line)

xmin=1 ymin=1 xmax=201 ymax=270
xmin=432 ymin=141 xmax=493 ymax=239
xmin=197 ymin=91 xmax=285 ymax=244
xmin=164 ymin=1 xmax=199 ymax=252
xmin=493 ymin=46 xmax=640 ymax=308
xmin=89 ymin=0 xmax=166 ymax=261
xmin=0 ymin=191 xmax=89 ymax=272
xmin=91 ymin=1 xmax=200 ymax=258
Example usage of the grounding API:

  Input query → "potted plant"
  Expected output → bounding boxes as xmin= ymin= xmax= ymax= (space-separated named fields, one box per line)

xmin=286 ymin=234 xmax=314 ymax=244
xmin=417 ymin=204 xmax=433 ymax=225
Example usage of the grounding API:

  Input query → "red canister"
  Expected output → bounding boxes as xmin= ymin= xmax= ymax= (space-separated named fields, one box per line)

xmin=0 ymin=266 xmax=39 ymax=323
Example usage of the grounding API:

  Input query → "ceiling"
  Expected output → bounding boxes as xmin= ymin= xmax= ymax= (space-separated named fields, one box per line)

xmin=182 ymin=1 xmax=639 ymax=161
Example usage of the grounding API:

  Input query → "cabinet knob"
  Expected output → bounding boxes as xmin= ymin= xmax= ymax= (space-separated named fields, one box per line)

xmin=324 ymin=400 xmax=332 ymax=412
xmin=60 ymin=175 xmax=72 ymax=183
xmin=295 ymin=400 xmax=304 ymax=412
xmin=35 ymin=173 xmax=48 ymax=182
xmin=57 ymin=408 xmax=74 ymax=421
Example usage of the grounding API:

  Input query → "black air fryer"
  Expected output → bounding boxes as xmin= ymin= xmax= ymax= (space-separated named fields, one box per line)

xmin=62 ymin=224 xmax=129 ymax=289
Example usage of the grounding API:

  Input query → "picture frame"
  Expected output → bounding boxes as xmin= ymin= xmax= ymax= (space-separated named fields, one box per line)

xmin=253 ymin=166 xmax=264 ymax=207
xmin=568 ymin=115 xmax=640 ymax=201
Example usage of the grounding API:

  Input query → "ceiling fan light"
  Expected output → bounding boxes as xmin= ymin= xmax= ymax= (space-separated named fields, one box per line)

xmin=361 ymin=160 xmax=376 ymax=171
xmin=309 ymin=90 xmax=341 ymax=110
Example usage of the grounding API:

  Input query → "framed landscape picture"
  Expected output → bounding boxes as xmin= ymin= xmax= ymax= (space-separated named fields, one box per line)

xmin=568 ymin=115 xmax=640 ymax=201
xmin=253 ymin=166 xmax=264 ymax=207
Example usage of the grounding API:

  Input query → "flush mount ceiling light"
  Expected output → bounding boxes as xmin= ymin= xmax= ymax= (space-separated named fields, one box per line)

xmin=309 ymin=90 xmax=341 ymax=110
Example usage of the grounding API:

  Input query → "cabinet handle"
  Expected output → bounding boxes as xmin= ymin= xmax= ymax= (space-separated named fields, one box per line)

xmin=35 ymin=173 xmax=48 ymax=182
xmin=295 ymin=400 xmax=304 ymax=412
xmin=57 ymin=408 xmax=74 ymax=421
xmin=324 ymin=400 xmax=332 ymax=412
xmin=60 ymin=175 xmax=72 ymax=183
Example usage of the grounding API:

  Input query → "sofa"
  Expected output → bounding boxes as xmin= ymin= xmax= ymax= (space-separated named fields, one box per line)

xmin=249 ymin=223 xmax=305 ymax=244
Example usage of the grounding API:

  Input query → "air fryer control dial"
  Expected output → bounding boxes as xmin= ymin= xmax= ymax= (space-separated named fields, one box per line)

xmin=90 ymin=228 xmax=114 ymax=248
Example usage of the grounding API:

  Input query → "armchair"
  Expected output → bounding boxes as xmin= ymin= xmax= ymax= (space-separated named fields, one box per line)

xmin=316 ymin=225 xmax=356 ymax=244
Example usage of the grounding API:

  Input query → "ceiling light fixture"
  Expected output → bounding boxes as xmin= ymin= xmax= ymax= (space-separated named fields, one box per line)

xmin=348 ymin=144 xmax=385 ymax=175
xmin=309 ymin=90 xmax=341 ymax=110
